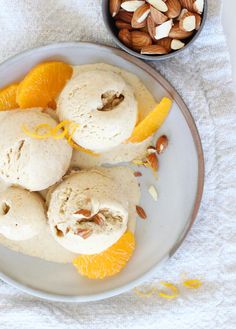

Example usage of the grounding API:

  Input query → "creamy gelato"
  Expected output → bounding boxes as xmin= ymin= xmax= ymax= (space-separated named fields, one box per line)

xmin=0 ymin=109 xmax=72 ymax=191
xmin=57 ymin=70 xmax=138 ymax=153
xmin=47 ymin=167 xmax=139 ymax=255
xmin=0 ymin=186 xmax=46 ymax=241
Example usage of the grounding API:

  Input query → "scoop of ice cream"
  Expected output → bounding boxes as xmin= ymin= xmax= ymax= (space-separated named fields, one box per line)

xmin=47 ymin=170 xmax=129 ymax=254
xmin=57 ymin=70 xmax=138 ymax=153
xmin=0 ymin=187 xmax=46 ymax=241
xmin=0 ymin=109 xmax=72 ymax=191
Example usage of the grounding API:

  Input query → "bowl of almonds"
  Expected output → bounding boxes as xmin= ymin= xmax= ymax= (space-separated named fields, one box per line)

xmin=102 ymin=0 xmax=207 ymax=60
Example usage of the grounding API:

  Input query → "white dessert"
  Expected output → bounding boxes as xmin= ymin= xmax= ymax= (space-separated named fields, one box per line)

xmin=0 ymin=186 xmax=46 ymax=241
xmin=0 ymin=109 xmax=72 ymax=191
xmin=47 ymin=168 xmax=138 ymax=254
xmin=0 ymin=166 xmax=140 ymax=263
xmin=57 ymin=69 xmax=138 ymax=153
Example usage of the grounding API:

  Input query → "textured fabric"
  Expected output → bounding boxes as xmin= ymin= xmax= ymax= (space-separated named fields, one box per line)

xmin=0 ymin=0 xmax=236 ymax=328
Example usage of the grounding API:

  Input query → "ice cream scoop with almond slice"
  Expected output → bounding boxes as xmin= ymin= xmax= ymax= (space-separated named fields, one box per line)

xmin=47 ymin=167 xmax=139 ymax=255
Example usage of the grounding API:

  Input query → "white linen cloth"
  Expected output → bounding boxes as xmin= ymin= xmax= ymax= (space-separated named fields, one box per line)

xmin=0 ymin=1 xmax=235 ymax=328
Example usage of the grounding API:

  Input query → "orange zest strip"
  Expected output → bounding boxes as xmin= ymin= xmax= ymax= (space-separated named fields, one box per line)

xmin=22 ymin=124 xmax=52 ymax=139
xmin=183 ymin=279 xmax=203 ymax=289
xmin=134 ymin=287 xmax=157 ymax=298
xmin=51 ymin=120 xmax=71 ymax=139
xmin=158 ymin=282 xmax=179 ymax=299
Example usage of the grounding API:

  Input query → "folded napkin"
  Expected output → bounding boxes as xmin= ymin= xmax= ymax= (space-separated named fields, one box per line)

xmin=0 ymin=0 xmax=235 ymax=328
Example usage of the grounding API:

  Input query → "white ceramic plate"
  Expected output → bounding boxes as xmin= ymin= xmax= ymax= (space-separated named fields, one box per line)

xmin=0 ymin=42 xmax=204 ymax=302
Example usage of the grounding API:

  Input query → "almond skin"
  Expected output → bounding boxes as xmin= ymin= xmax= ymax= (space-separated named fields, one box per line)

xmin=115 ymin=10 xmax=133 ymax=23
xmin=147 ymin=15 xmax=156 ymax=40
xmin=165 ymin=0 xmax=181 ymax=18
xmin=156 ymin=135 xmax=168 ymax=154
xmin=134 ymin=171 xmax=142 ymax=177
xmin=118 ymin=28 xmax=132 ymax=46
xmin=150 ymin=6 xmax=168 ymax=24
xmin=110 ymin=0 xmax=121 ymax=17
xmin=169 ymin=22 xmax=193 ymax=39
xmin=141 ymin=44 xmax=168 ymax=55
xmin=179 ymin=0 xmax=194 ymax=11
xmin=130 ymin=30 xmax=152 ymax=51
xmin=146 ymin=152 xmax=159 ymax=171
xmin=131 ymin=3 xmax=150 ymax=28
xmin=115 ymin=20 xmax=132 ymax=29
xmin=136 ymin=205 xmax=147 ymax=219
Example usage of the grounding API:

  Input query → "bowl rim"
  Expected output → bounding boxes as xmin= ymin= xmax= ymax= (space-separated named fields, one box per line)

xmin=102 ymin=0 xmax=208 ymax=61
xmin=0 ymin=41 xmax=204 ymax=302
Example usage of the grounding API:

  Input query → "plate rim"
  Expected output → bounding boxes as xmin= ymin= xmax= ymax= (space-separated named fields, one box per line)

xmin=0 ymin=41 xmax=205 ymax=302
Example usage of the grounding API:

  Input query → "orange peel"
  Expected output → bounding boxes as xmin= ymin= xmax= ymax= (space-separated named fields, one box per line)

xmin=158 ymin=282 xmax=179 ymax=299
xmin=183 ymin=279 xmax=203 ymax=289
xmin=0 ymin=83 xmax=19 ymax=111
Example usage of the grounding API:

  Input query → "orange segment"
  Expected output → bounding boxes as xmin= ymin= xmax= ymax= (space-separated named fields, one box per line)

xmin=17 ymin=62 xmax=73 ymax=109
xmin=128 ymin=97 xmax=172 ymax=143
xmin=0 ymin=83 xmax=19 ymax=110
xmin=73 ymin=231 xmax=135 ymax=279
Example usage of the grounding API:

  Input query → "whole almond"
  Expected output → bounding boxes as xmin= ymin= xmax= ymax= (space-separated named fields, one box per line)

xmin=156 ymin=37 xmax=172 ymax=51
xmin=147 ymin=15 xmax=156 ymax=40
xmin=118 ymin=28 xmax=132 ymax=46
xmin=131 ymin=3 xmax=150 ymax=28
xmin=193 ymin=12 xmax=202 ymax=30
xmin=141 ymin=44 xmax=168 ymax=55
xmin=74 ymin=209 xmax=92 ymax=217
xmin=179 ymin=0 xmax=194 ymax=11
xmin=156 ymin=135 xmax=168 ymax=154
xmin=146 ymin=152 xmax=159 ymax=171
xmin=169 ymin=22 xmax=193 ymax=39
xmin=110 ymin=0 xmax=121 ymax=17
xmin=150 ymin=6 xmax=168 ymax=24
xmin=136 ymin=205 xmax=147 ymax=219
xmin=115 ymin=20 xmax=132 ymax=29
xmin=130 ymin=30 xmax=152 ymax=50
xmin=165 ymin=0 xmax=181 ymax=18
xmin=115 ymin=10 xmax=133 ymax=23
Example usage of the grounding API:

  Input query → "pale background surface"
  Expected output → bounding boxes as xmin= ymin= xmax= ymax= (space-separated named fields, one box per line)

xmin=0 ymin=1 xmax=235 ymax=328
xmin=222 ymin=0 xmax=236 ymax=84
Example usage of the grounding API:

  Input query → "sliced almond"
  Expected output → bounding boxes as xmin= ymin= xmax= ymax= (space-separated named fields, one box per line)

xmin=171 ymin=39 xmax=185 ymax=49
xmin=150 ymin=6 xmax=168 ymax=24
xmin=147 ymin=15 xmax=156 ymax=40
xmin=193 ymin=12 xmax=202 ymax=30
xmin=118 ymin=28 xmax=132 ymax=46
xmin=110 ymin=0 xmax=121 ymax=17
xmin=146 ymin=152 xmax=159 ymax=171
xmin=154 ymin=19 xmax=173 ymax=40
xmin=147 ymin=145 xmax=157 ymax=154
xmin=141 ymin=44 xmax=168 ymax=55
xmin=192 ymin=0 xmax=204 ymax=14
xmin=177 ymin=8 xmax=188 ymax=20
xmin=130 ymin=30 xmax=152 ymax=50
xmin=146 ymin=0 xmax=168 ymax=12
xmin=115 ymin=10 xmax=133 ymax=23
xmin=179 ymin=12 xmax=196 ymax=31
xmin=156 ymin=135 xmax=168 ymax=154
xmin=157 ymin=37 xmax=172 ymax=51
xmin=148 ymin=185 xmax=158 ymax=201
xmin=93 ymin=214 xmax=105 ymax=225
xmin=165 ymin=0 xmax=181 ymax=18
xmin=121 ymin=0 xmax=145 ymax=12
xmin=75 ymin=228 xmax=93 ymax=239
xmin=74 ymin=209 xmax=92 ymax=217
xmin=136 ymin=205 xmax=147 ymax=219
xmin=115 ymin=20 xmax=132 ymax=29
xmin=131 ymin=3 xmax=150 ymax=28
xmin=169 ymin=22 xmax=193 ymax=39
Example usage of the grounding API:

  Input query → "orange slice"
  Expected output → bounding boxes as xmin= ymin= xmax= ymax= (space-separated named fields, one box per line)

xmin=128 ymin=97 xmax=172 ymax=143
xmin=17 ymin=62 xmax=73 ymax=109
xmin=73 ymin=231 xmax=135 ymax=279
xmin=0 ymin=83 xmax=19 ymax=111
